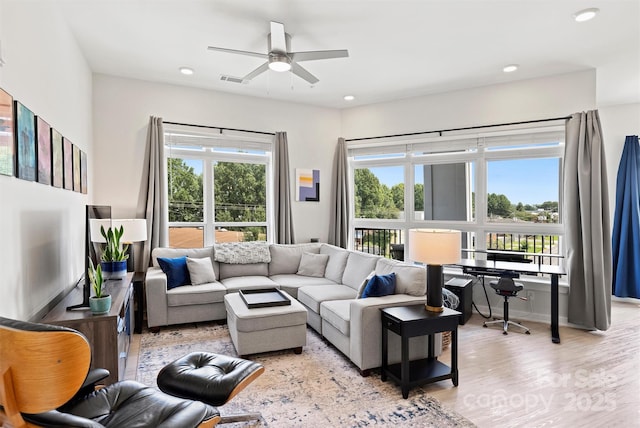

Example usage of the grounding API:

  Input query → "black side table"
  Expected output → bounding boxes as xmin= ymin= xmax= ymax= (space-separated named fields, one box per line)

xmin=381 ymin=305 xmax=460 ymax=398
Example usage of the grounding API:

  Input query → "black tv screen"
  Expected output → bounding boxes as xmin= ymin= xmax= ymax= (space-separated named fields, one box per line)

xmin=67 ymin=205 xmax=111 ymax=311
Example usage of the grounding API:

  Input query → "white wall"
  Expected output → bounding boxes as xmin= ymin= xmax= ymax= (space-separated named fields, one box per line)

xmin=0 ymin=0 xmax=93 ymax=320
xmin=92 ymin=74 xmax=341 ymax=243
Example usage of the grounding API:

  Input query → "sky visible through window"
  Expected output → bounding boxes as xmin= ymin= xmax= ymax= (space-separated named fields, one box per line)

xmin=370 ymin=158 xmax=558 ymax=206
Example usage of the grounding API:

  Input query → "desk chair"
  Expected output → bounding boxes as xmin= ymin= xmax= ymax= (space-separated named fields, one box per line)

xmin=483 ymin=276 xmax=531 ymax=335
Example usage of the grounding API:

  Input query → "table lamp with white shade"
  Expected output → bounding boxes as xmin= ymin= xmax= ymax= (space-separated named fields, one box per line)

xmin=90 ymin=218 xmax=147 ymax=272
xmin=409 ymin=229 xmax=462 ymax=312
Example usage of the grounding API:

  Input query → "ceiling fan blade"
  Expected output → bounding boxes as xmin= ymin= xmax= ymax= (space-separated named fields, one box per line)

xmin=291 ymin=63 xmax=319 ymax=84
xmin=269 ymin=21 xmax=287 ymax=53
xmin=290 ymin=49 xmax=349 ymax=62
xmin=207 ymin=46 xmax=268 ymax=59
xmin=243 ymin=62 xmax=270 ymax=81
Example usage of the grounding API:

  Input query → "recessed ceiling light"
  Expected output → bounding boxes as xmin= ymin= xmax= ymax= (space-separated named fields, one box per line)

xmin=573 ymin=8 xmax=599 ymax=22
xmin=343 ymin=95 xmax=355 ymax=101
xmin=179 ymin=67 xmax=194 ymax=75
xmin=503 ymin=64 xmax=519 ymax=73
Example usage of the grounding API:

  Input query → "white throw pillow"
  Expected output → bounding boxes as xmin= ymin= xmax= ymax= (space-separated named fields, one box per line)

xmin=186 ymin=257 xmax=216 ymax=285
xmin=297 ymin=252 xmax=330 ymax=278
xmin=357 ymin=270 xmax=376 ymax=298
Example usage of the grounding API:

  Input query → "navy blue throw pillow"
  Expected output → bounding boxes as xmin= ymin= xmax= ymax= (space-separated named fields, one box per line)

xmin=157 ymin=256 xmax=190 ymax=289
xmin=361 ymin=273 xmax=396 ymax=298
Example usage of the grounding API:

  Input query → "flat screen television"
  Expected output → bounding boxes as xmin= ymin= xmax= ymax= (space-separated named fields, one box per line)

xmin=67 ymin=205 xmax=112 ymax=311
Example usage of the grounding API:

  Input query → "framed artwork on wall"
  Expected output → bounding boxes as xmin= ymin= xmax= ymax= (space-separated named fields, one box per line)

xmin=51 ymin=129 xmax=63 ymax=188
xmin=80 ymin=150 xmax=87 ymax=194
xmin=63 ymin=137 xmax=73 ymax=190
xmin=15 ymin=101 xmax=36 ymax=181
xmin=36 ymin=116 xmax=52 ymax=185
xmin=73 ymin=144 xmax=81 ymax=192
xmin=0 ymin=88 xmax=14 ymax=176
xmin=296 ymin=168 xmax=320 ymax=202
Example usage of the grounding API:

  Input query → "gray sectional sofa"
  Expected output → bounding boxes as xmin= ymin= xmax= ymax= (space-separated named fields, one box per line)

xmin=146 ymin=242 xmax=438 ymax=374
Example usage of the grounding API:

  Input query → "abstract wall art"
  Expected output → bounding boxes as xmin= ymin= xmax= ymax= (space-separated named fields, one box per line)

xmin=63 ymin=137 xmax=73 ymax=190
xmin=15 ymin=101 xmax=36 ymax=181
xmin=36 ymin=116 xmax=52 ymax=185
xmin=0 ymin=88 xmax=14 ymax=176
xmin=296 ymin=168 xmax=320 ymax=202
xmin=51 ymin=128 xmax=63 ymax=188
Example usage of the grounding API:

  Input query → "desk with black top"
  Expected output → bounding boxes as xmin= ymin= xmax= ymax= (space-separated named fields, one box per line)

xmin=381 ymin=305 xmax=460 ymax=399
xmin=453 ymin=258 xmax=566 ymax=344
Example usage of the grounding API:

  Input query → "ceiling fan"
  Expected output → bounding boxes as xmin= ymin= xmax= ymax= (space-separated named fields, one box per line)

xmin=208 ymin=21 xmax=349 ymax=84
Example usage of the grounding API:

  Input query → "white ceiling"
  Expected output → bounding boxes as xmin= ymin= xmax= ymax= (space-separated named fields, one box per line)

xmin=54 ymin=0 xmax=640 ymax=109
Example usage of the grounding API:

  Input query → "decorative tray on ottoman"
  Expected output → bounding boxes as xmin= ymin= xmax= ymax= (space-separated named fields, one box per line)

xmin=239 ymin=288 xmax=292 ymax=309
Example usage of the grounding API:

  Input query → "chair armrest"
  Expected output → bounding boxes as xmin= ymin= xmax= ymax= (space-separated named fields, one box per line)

xmin=68 ymin=369 xmax=110 ymax=404
xmin=145 ymin=267 xmax=169 ymax=328
xmin=22 ymin=410 xmax=104 ymax=427
xmin=349 ymin=294 xmax=429 ymax=371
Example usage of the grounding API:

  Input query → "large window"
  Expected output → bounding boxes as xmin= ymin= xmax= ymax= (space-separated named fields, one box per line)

xmin=349 ymin=126 xmax=565 ymax=264
xmin=165 ymin=127 xmax=273 ymax=248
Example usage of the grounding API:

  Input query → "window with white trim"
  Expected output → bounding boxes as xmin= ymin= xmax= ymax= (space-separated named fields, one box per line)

xmin=164 ymin=126 xmax=273 ymax=248
xmin=348 ymin=124 xmax=565 ymax=265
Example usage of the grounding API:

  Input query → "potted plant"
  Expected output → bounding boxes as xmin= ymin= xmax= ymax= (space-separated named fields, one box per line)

xmin=88 ymin=258 xmax=111 ymax=315
xmin=100 ymin=225 xmax=129 ymax=279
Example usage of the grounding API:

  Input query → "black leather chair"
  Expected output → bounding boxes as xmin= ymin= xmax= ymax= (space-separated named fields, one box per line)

xmin=0 ymin=316 xmax=220 ymax=428
xmin=483 ymin=276 xmax=531 ymax=335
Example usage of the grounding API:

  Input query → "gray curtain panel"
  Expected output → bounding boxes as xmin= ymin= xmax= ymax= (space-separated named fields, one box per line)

xmin=328 ymin=138 xmax=350 ymax=248
xmin=563 ymin=110 xmax=612 ymax=330
xmin=274 ymin=131 xmax=295 ymax=244
xmin=136 ymin=116 xmax=168 ymax=271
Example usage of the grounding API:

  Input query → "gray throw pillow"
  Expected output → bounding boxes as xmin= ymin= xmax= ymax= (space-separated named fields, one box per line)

xmin=297 ymin=252 xmax=330 ymax=278
xmin=357 ymin=270 xmax=376 ymax=298
xmin=186 ymin=257 xmax=216 ymax=285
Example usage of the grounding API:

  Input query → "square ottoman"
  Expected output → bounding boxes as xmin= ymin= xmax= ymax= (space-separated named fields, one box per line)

xmin=224 ymin=291 xmax=307 ymax=357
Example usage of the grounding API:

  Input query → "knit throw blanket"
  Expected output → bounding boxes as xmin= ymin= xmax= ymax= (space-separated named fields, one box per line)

xmin=213 ymin=241 xmax=271 ymax=264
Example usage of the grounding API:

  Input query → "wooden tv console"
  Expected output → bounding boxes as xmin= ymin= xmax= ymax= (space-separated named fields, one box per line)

xmin=41 ymin=272 xmax=134 ymax=385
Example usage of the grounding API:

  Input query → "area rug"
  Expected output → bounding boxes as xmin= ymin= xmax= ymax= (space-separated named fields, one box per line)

xmin=137 ymin=322 xmax=475 ymax=427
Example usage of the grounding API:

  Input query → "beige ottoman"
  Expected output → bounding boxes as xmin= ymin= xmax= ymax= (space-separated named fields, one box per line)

xmin=224 ymin=291 xmax=307 ymax=357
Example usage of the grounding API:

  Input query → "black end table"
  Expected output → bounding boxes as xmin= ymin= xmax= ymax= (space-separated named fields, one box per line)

xmin=381 ymin=305 xmax=460 ymax=398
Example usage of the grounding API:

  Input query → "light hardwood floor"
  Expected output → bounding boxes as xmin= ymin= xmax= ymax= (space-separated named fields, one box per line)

xmin=127 ymin=299 xmax=640 ymax=427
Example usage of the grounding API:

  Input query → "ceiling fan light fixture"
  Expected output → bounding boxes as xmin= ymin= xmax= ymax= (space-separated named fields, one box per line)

xmin=268 ymin=54 xmax=291 ymax=72
xmin=179 ymin=67 xmax=194 ymax=75
xmin=503 ymin=64 xmax=519 ymax=73
xmin=343 ymin=95 xmax=355 ymax=101
xmin=573 ymin=8 xmax=599 ymax=22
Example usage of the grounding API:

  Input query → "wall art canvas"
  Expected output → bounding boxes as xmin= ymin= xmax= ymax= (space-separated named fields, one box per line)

xmin=63 ymin=137 xmax=73 ymax=190
xmin=296 ymin=168 xmax=320 ymax=202
xmin=36 ymin=116 xmax=52 ymax=185
xmin=73 ymin=144 xmax=81 ymax=192
xmin=15 ymin=101 xmax=36 ymax=181
xmin=80 ymin=150 xmax=87 ymax=194
xmin=51 ymin=129 xmax=63 ymax=188
xmin=0 ymin=88 xmax=14 ymax=176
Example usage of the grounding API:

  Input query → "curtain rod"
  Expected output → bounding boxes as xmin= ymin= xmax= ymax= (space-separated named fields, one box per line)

xmin=163 ymin=121 xmax=276 ymax=136
xmin=345 ymin=115 xmax=572 ymax=142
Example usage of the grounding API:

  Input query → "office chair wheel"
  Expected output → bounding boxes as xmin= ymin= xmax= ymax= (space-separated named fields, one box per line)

xmin=483 ymin=324 xmax=488 ymax=328
xmin=526 ymin=330 xmax=531 ymax=335
xmin=503 ymin=331 xmax=507 ymax=335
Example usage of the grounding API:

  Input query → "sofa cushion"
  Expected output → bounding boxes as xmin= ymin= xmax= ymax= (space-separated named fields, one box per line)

xmin=152 ymin=247 xmax=214 ymax=268
xmin=297 ymin=284 xmax=357 ymax=313
xmin=187 ymin=257 xmax=216 ymax=284
xmin=167 ymin=282 xmax=227 ymax=307
xmin=220 ymin=276 xmax=279 ymax=293
xmin=320 ymin=245 xmax=350 ymax=284
xmin=268 ymin=244 xmax=321 ymax=275
xmin=157 ymin=256 xmax=190 ymax=289
xmin=297 ymin=253 xmax=330 ymax=277
xmin=375 ymin=258 xmax=426 ymax=296
xmin=218 ymin=262 xmax=268 ymax=280
xmin=341 ymin=252 xmax=380 ymax=290
xmin=361 ymin=273 xmax=396 ymax=298
xmin=320 ymin=300 xmax=351 ymax=336
xmin=269 ymin=274 xmax=336 ymax=298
